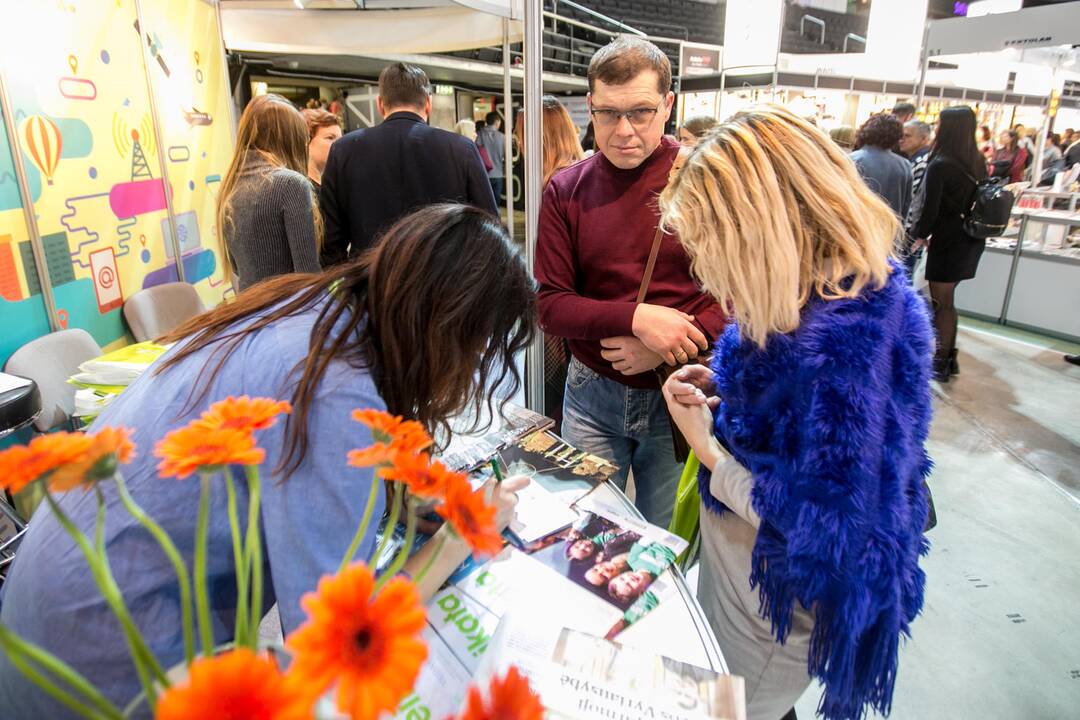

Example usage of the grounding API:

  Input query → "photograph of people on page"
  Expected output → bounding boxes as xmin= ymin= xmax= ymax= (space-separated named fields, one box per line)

xmin=526 ymin=504 xmax=687 ymax=637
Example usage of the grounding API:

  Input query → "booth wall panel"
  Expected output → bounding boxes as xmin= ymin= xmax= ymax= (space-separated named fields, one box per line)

xmin=0 ymin=104 xmax=50 ymax=369
xmin=139 ymin=0 xmax=236 ymax=308
xmin=0 ymin=0 xmax=234 ymax=358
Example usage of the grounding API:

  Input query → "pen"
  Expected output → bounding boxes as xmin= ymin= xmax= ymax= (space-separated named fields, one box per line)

xmin=490 ymin=457 xmax=504 ymax=484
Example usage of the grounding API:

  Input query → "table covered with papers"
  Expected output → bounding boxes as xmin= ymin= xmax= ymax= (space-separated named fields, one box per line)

xmin=382 ymin=409 xmax=742 ymax=720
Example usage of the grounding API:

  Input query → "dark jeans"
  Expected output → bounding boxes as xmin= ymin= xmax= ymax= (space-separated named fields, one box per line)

xmin=489 ymin=176 xmax=504 ymax=204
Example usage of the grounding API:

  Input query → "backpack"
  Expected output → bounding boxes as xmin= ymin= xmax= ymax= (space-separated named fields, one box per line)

xmin=946 ymin=157 xmax=1015 ymax=239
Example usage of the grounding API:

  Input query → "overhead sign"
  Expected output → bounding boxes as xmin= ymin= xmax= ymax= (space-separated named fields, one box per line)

xmin=926 ymin=2 xmax=1080 ymax=56
xmin=680 ymin=43 xmax=722 ymax=77
xmin=722 ymin=0 xmax=782 ymax=71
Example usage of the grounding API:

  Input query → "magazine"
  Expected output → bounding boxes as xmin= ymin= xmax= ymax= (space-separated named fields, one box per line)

xmin=524 ymin=494 xmax=688 ymax=638
xmin=438 ymin=404 xmax=554 ymax=472
xmin=478 ymin=612 xmax=746 ymax=720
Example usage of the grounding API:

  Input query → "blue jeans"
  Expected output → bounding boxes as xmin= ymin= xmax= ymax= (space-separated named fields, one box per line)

xmin=561 ymin=357 xmax=682 ymax=528
xmin=489 ymin=176 xmax=504 ymax=204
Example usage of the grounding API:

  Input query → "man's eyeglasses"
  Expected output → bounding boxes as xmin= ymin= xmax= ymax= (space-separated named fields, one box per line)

xmin=590 ymin=101 xmax=664 ymax=128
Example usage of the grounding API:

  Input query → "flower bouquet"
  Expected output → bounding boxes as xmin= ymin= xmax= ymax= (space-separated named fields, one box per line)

xmin=0 ymin=398 xmax=545 ymax=719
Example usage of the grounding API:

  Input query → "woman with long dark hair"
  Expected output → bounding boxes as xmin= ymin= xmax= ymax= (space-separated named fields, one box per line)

xmin=0 ymin=205 xmax=535 ymax=717
xmin=912 ymin=106 xmax=989 ymax=381
xmin=220 ymin=94 xmax=322 ymax=291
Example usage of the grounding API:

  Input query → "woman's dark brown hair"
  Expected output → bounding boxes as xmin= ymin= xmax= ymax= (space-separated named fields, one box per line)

xmin=157 ymin=204 xmax=536 ymax=476
xmin=854 ymin=112 xmax=903 ymax=150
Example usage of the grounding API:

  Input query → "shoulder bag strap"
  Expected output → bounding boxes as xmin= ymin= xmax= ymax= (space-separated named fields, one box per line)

xmin=636 ymin=148 xmax=689 ymax=304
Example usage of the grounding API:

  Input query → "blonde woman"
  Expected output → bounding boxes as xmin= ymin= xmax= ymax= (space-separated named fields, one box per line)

xmin=219 ymin=94 xmax=321 ymax=291
xmin=659 ymin=106 xmax=933 ymax=720
xmin=453 ymin=118 xmax=478 ymax=142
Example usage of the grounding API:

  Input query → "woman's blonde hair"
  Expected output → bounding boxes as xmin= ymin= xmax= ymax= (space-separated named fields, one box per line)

xmin=660 ymin=104 xmax=897 ymax=347
xmin=453 ymin=119 xmax=477 ymax=141
xmin=217 ymin=94 xmax=321 ymax=285
xmin=541 ymin=96 xmax=584 ymax=185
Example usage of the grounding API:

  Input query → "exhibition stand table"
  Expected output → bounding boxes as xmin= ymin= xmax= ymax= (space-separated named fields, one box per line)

xmin=957 ymin=205 xmax=1080 ymax=342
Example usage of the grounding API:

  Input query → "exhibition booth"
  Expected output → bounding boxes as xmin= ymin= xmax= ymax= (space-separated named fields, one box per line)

xmin=918 ymin=5 xmax=1080 ymax=342
xmin=0 ymin=2 xmax=1078 ymax=719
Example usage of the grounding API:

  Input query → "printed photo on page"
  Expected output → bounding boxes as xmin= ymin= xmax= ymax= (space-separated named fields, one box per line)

xmin=524 ymin=500 xmax=688 ymax=638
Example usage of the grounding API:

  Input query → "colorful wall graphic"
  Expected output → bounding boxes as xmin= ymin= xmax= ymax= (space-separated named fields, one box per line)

xmin=0 ymin=0 xmax=234 ymax=367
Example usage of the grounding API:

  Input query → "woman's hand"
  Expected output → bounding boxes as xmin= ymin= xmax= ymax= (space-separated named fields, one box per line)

xmin=404 ymin=473 xmax=529 ymax=601
xmin=485 ymin=474 xmax=529 ymax=532
xmin=911 ymin=238 xmax=928 ymax=252
xmin=662 ymin=366 xmax=724 ymax=471
xmin=664 ymin=364 xmax=719 ymax=409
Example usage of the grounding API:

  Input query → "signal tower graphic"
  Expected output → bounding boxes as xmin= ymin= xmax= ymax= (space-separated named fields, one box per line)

xmin=130 ymin=129 xmax=152 ymax=181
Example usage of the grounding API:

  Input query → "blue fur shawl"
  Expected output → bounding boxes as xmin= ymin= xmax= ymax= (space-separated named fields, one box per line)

xmin=699 ymin=264 xmax=933 ymax=720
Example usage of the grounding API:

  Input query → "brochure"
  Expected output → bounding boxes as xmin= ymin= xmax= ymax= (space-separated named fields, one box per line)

xmin=71 ymin=341 xmax=169 ymax=386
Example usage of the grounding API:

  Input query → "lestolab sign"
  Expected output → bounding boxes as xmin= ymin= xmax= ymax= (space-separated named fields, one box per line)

xmin=924 ymin=3 xmax=1080 ymax=56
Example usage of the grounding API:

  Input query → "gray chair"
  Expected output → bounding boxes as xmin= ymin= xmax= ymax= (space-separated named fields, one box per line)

xmin=4 ymin=328 xmax=102 ymax=432
xmin=123 ymin=282 xmax=205 ymax=343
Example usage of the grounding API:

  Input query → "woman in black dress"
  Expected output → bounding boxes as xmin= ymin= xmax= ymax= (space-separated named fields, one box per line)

xmin=912 ymin=106 xmax=988 ymax=382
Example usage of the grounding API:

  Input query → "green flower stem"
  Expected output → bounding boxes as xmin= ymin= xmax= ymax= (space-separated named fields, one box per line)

xmin=376 ymin=498 xmax=417 ymax=593
xmin=0 ymin=626 xmax=123 ymax=720
xmin=43 ymin=491 xmax=162 ymax=707
xmin=90 ymin=489 xmax=166 ymax=705
xmin=223 ymin=474 xmax=250 ymax=649
xmin=411 ymin=535 xmax=447 ymax=587
xmin=337 ymin=471 xmax=382 ymax=574
xmin=371 ymin=482 xmax=404 ymax=571
xmin=0 ymin=636 xmax=111 ymax=720
xmin=243 ymin=465 xmax=263 ymax=646
xmin=113 ymin=472 xmax=195 ymax=666
xmin=194 ymin=473 xmax=214 ymax=656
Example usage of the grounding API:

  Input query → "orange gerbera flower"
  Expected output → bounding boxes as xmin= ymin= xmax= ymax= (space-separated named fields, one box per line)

xmin=156 ymin=647 xmax=311 ymax=720
xmin=351 ymin=409 xmax=432 ymax=451
xmin=195 ymin=396 xmax=292 ymax=434
xmin=47 ymin=426 xmax=136 ymax=492
xmin=456 ymin=666 xmax=545 ymax=720
xmin=155 ymin=425 xmax=265 ymax=479
xmin=435 ymin=475 xmax=503 ymax=558
xmin=379 ymin=451 xmax=463 ymax=500
xmin=285 ymin=563 xmax=428 ymax=720
xmin=0 ymin=432 xmax=94 ymax=494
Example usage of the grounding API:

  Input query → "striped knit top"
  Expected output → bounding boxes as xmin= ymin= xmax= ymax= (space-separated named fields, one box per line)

xmin=225 ymin=152 xmax=320 ymax=291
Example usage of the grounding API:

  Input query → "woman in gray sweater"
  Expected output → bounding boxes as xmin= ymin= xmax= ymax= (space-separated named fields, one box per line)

xmin=218 ymin=93 xmax=321 ymax=291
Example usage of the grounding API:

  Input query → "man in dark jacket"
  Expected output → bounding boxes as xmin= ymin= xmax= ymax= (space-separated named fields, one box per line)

xmin=319 ymin=63 xmax=497 ymax=264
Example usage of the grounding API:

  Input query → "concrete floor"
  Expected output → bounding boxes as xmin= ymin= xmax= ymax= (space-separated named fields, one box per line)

xmin=793 ymin=320 xmax=1080 ymax=719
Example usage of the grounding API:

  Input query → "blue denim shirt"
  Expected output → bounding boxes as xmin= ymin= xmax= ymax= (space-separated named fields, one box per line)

xmin=0 ymin=296 xmax=385 ymax=718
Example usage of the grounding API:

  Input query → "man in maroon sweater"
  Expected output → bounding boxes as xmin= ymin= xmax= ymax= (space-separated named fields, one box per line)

xmin=535 ymin=37 xmax=726 ymax=527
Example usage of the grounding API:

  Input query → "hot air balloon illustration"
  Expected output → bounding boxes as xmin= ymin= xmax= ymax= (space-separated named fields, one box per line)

xmin=20 ymin=114 xmax=63 ymax=186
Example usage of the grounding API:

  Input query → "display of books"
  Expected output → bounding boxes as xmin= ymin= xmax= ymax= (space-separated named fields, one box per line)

xmin=438 ymin=403 xmax=555 ymax=472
